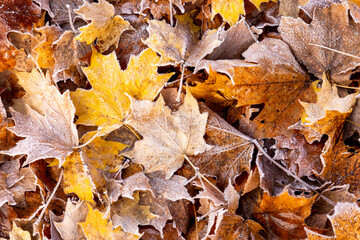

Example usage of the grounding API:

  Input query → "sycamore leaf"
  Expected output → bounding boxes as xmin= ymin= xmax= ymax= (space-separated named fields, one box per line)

xmin=71 ymin=47 xmax=173 ymax=136
xmin=62 ymin=151 xmax=95 ymax=203
xmin=75 ymin=0 xmax=133 ymax=52
xmin=111 ymin=191 xmax=157 ymax=236
xmin=143 ymin=14 xmax=224 ymax=67
xmin=1 ymin=70 xmax=78 ymax=165
xmin=190 ymin=38 xmax=315 ymax=138
xmin=80 ymin=203 xmax=139 ymax=240
xmin=190 ymin=103 xmax=254 ymax=187
xmin=211 ymin=0 xmax=275 ymax=25
xmin=54 ymin=199 xmax=88 ymax=240
xmin=306 ymin=202 xmax=360 ymax=240
xmin=279 ymin=3 xmax=360 ymax=84
xmin=125 ymin=90 xmax=211 ymax=179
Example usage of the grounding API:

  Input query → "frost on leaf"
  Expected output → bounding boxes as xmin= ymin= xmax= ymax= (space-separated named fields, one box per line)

xmin=1 ymin=70 xmax=78 ymax=165
xmin=75 ymin=0 xmax=133 ymax=52
xmin=126 ymin=90 xmax=211 ymax=179
xmin=279 ymin=3 xmax=360 ymax=84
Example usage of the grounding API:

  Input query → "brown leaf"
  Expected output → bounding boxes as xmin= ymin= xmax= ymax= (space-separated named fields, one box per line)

xmin=54 ymin=199 xmax=88 ymax=240
xmin=189 ymin=103 xmax=253 ymax=187
xmin=279 ymin=3 xmax=360 ymax=84
xmin=273 ymin=134 xmax=324 ymax=177
xmin=190 ymin=38 xmax=315 ymax=138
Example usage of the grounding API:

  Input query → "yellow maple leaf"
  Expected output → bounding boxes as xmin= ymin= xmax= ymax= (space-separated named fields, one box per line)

xmin=79 ymin=203 xmax=139 ymax=240
xmin=75 ymin=0 xmax=133 ymax=52
xmin=70 ymin=47 xmax=174 ymax=136
xmin=212 ymin=0 xmax=275 ymax=26
xmin=62 ymin=151 xmax=95 ymax=202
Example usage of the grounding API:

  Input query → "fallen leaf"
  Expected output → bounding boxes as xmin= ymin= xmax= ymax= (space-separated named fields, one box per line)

xmin=143 ymin=14 xmax=224 ymax=67
xmin=54 ymin=199 xmax=88 ymax=240
xmin=1 ymin=70 xmax=78 ymax=165
xmin=190 ymin=103 xmax=254 ymax=187
xmin=111 ymin=191 xmax=157 ymax=236
xmin=126 ymin=90 xmax=211 ymax=178
xmin=279 ymin=3 xmax=360 ymax=84
xmin=80 ymin=203 xmax=139 ymax=239
xmin=190 ymin=38 xmax=315 ymax=138
xmin=62 ymin=151 xmax=95 ymax=202
xmin=9 ymin=222 xmax=31 ymax=240
xmin=306 ymin=202 xmax=360 ymax=240
xmin=211 ymin=0 xmax=275 ymax=25
xmin=76 ymin=0 xmax=133 ymax=52
xmin=71 ymin=47 xmax=173 ymax=136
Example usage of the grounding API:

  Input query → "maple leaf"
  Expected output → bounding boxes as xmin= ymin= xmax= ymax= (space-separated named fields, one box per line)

xmin=111 ymin=191 xmax=157 ymax=236
xmin=71 ymin=47 xmax=173 ymax=136
xmin=211 ymin=0 xmax=275 ymax=25
xmin=80 ymin=203 xmax=139 ymax=239
xmin=306 ymin=202 xmax=360 ymax=239
xmin=240 ymin=187 xmax=317 ymax=239
xmin=140 ymin=0 xmax=188 ymax=20
xmin=1 ymin=70 xmax=78 ymax=165
xmin=125 ymin=90 xmax=211 ymax=178
xmin=143 ymin=14 xmax=224 ymax=67
xmin=279 ymin=3 xmax=360 ymax=84
xmin=54 ymin=199 xmax=88 ymax=240
xmin=75 ymin=0 xmax=134 ymax=53
xmin=190 ymin=38 xmax=315 ymax=138
xmin=189 ymin=103 xmax=254 ymax=187
xmin=62 ymin=151 xmax=96 ymax=202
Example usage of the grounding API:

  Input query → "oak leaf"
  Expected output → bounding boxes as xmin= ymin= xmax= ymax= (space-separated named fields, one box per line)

xmin=1 ymin=70 xmax=78 ymax=165
xmin=143 ymin=15 xmax=224 ymax=67
xmin=71 ymin=47 xmax=173 ymax=136
xmin=279 ymin=3 xmax=360 ymax=84
xmin=75 ymin=0 xmax=133 ymax=52
xmin=125 ymin=91 xmax=211 ymax=179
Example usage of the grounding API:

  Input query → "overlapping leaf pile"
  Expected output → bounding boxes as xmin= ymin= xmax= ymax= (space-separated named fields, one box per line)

xmin=2 ymin=0 xmax=360 ymax=239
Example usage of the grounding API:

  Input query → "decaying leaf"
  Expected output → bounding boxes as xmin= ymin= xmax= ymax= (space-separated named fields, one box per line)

xmin=126 ymin=90 xmax=211 ymax=178
xmin=279 ymin=3 xmax=360 ymax=84
xmin=76 ymin=0 xmax=133 ymax=52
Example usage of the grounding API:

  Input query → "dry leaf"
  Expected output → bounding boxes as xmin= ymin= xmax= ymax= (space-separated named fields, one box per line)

xmin=76 ymin=0 xmax=133 ymax=52
xmin=279 ymin=3 xmax=360 ymax=84
xmin=126 ymin=90 xmax=211 ymax=178
xmin=71 ymin=47 xmax=173 ymax=136
xmin=1 ymin=70 xmax=78 ymax=165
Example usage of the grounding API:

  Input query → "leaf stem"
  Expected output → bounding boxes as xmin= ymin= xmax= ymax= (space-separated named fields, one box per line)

xmin=176 ymin=63 xmax=186 ymax=102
